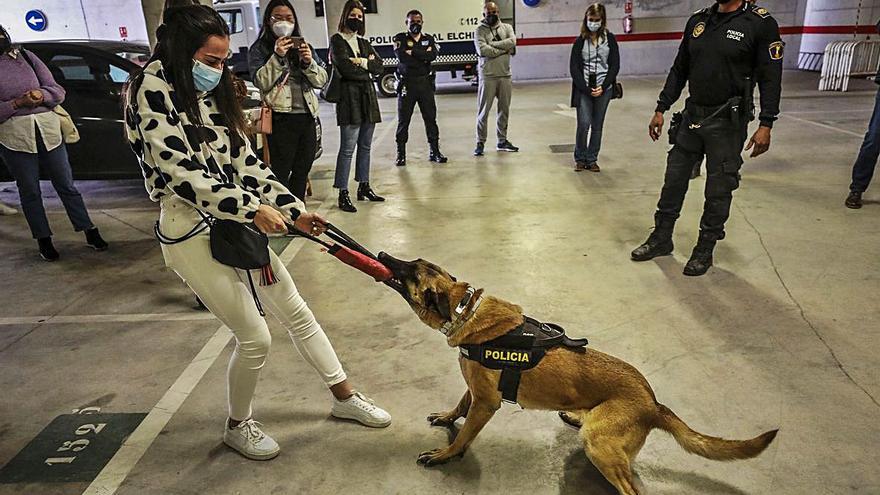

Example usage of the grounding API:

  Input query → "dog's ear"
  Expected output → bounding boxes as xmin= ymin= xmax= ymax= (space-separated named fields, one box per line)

xmin=424 ymin=289 xmax=452 ymax=321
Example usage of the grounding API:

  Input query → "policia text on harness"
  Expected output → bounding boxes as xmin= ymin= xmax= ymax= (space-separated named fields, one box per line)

xmin=460 ymin=317 xmax=588 ymax=403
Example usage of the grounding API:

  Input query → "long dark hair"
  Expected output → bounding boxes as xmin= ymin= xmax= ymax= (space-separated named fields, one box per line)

xmin=338 ymin=0 xmax=366 ymax=36
xmin=123 ymin=5 xmax=247 ymax=147
xmin=257 ymin=0 xmax=302 ymax=55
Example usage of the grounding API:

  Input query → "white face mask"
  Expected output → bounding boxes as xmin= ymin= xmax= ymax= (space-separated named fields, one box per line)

xmin=587 ymin=21 xmax=602 ymax=33
xmin=272 ymin=21 xmax=295 ymax=38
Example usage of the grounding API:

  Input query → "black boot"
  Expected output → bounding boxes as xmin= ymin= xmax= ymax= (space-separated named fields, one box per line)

xmin=396 ymin=144 xmax=407 ymax=167
xmin=845 ymin=191 xmax=863 ymax=209
xmin=85 ymin=228 xmax=109 ymax=251
xmin=357 ymin=182 xmax=385 ymax=202
xmin=338 ymin=189 xmax=357 ymax=213
xmin=38 ymin=237 xmax=60 ymax=262
xmin=429 ymin=143 xmax=448 ymax=164
xmin=631 ymin=221 xmax=674 ymax=262
xmin=683 ymin=239 xmax=715 ymax=277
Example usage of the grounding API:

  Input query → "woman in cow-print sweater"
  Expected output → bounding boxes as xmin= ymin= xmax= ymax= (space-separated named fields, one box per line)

xmin=124 ymin=5 xmax=391 ymax=461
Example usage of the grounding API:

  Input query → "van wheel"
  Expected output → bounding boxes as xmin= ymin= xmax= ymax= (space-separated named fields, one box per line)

xmin=378 ymin=73 xmax=397 ymax=98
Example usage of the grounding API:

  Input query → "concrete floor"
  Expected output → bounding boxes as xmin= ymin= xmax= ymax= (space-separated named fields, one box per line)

xmin=1 ymin=71 xmax=879 ymax=495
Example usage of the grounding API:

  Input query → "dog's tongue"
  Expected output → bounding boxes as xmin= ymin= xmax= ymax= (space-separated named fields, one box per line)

xmin=330 ymin=245 xmax=393 ymax=282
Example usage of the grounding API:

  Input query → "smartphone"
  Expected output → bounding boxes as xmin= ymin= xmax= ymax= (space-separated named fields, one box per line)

xmin=288 ymin=36 xmax=305 ymax=49
xmin=588 ymin=73 xmax=597 ymax=89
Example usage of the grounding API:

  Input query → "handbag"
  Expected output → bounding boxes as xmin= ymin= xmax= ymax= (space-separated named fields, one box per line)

xmin=155 ymin=213 xmax=276 ymax=316
xmin=320 ymin=66 xmax=342 ymax=103
xmin=256 ymin=71 xmax=290 ymax=135
xmin=52 ymin=105 xmax=80 ymax=144
xmin=612 ymin=82 xmax=624 ymax=100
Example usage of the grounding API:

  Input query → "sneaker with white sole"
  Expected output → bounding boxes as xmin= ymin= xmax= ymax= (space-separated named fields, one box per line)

xmin=331 ymin=391 xmax=392 ymax=428
xmin=223 ymin=418 xmax=280 ymax=460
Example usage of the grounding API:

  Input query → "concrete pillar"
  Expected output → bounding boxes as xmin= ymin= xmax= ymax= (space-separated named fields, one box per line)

xmin=141 ymin=0 xmax=213 ymax=48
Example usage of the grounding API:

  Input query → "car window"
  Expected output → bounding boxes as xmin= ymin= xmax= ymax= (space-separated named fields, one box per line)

xmin=48 ymin=54 xmax=128 ymax=84
xmin=115 ymin=51 xmax=149 ymax=67
xmin=218 ymin=9 xmax=243 ymax=34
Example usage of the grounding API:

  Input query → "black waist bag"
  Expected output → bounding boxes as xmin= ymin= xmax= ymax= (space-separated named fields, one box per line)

xmin=155 ymin=215 xmax=277 ymax=316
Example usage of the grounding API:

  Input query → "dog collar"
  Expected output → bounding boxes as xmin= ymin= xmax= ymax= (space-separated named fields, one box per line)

xmin=441 ymin=286 xmax=482 ymax=342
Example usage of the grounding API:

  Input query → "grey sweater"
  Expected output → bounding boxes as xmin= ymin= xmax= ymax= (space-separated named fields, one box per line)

xmin=474 ymin=20 xmax=516 ymax=78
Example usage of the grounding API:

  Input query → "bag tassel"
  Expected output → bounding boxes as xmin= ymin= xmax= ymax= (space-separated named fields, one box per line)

xmin=259 ymin=264 xmax=277 ymax=286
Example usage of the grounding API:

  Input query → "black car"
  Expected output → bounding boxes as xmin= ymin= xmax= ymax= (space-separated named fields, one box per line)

xmin=0 ymin=40 xmax=150 ymax=180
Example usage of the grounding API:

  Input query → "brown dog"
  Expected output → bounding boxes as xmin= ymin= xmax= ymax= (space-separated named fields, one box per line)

xmin=378 ymin=253 xmax=778 ymax=495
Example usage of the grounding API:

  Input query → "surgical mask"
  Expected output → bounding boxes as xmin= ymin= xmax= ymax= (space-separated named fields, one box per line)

xmin=192 ymin=59 xmax=223 ymax=92
xmin=485 ymin=14 xmax=499 ymax=25
xmin=345 ymin=17 xmax=363 ymax=33
xmin=587 ymin=21 xmax=602 ymax=32
xmin=408 ymin=23 xmax=422 ymax=35
xmin=272 ymin=21 xmax=295 ymax=38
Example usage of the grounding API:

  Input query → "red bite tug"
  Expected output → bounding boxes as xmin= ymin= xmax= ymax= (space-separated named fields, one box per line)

xmin=328 ymin=244 xmax=393 ymax=282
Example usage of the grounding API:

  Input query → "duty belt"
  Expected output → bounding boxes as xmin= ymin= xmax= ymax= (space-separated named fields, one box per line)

xmin=459 ymin=317 xmax=588 ymax=403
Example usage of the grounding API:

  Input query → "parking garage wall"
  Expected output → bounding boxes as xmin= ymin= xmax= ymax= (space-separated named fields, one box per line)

xmin=510 ymin=0 xmax=880 ymax=79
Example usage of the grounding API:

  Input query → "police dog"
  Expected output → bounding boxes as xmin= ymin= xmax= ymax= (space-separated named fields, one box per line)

xmin=378 ymin=253 xmax=777 ymax=495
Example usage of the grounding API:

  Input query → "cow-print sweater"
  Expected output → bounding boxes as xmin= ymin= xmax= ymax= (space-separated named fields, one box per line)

xmin=126 ymin=61 xmax=304 ymax=223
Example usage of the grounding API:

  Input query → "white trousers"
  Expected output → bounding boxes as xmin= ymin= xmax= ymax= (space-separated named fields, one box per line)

xmin=159 ymin=197 xmax=347 ymax=421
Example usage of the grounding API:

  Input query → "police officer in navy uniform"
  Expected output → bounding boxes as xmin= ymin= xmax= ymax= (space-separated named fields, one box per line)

xmin=393 ymin=9 xmax=447 ymax=167
xmin=632 ymin=0 xmax=783 ymax=276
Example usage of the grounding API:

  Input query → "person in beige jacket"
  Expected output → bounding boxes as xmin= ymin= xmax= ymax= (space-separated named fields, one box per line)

xmin=248 ymin=0 xmax=327 ymax=201
xmin=474 ymin=1 xmax=519 ymax=156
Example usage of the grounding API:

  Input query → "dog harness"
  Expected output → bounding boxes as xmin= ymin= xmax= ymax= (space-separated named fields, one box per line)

xmin=459 ymin=317 xmax=588 ymax=403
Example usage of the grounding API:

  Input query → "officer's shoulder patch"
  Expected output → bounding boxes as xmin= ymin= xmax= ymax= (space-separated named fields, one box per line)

xmin=769 ymin=40 xmax=784 ymax=60
xmin=752 ymin=5 xmax=771 ymax=18
xmin=692 ymin=21 xmax=706 ymax=38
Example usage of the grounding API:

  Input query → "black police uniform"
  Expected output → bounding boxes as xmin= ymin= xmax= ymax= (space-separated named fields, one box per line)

xmin=393 ymin=31 xmax=443 ymax=159
xmin=653 ymin=2 xmax=783 ymax=243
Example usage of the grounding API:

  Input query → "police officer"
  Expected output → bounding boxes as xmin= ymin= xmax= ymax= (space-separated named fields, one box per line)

xmin=393 ymin=10 xmax=447 ymax=167
xmin=631 ymin=0 xmax=783 ymax=276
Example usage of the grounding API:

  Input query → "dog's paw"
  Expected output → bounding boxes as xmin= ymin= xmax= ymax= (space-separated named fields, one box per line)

xmin=416 ymin=448 xmax=457 ymax=467
xmin=426 ymin=412 xmax=456 ymax=427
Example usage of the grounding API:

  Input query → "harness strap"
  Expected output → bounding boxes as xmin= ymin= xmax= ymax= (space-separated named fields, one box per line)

xmin=498 ymin=369 xmax=522 ymax=403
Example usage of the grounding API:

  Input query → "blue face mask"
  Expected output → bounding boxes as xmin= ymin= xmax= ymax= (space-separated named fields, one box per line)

xmin=192 ymin=59 xmax=222 ymax=92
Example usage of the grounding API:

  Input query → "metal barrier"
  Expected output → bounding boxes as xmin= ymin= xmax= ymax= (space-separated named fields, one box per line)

xmin=819 ymin=40 xmax=880 ymax=91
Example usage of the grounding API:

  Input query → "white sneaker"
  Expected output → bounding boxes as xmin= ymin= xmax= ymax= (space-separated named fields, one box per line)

xmin=331 ymin=391 xmax=392 ymax=428
xmin=0 ymin=202 xmax=17 ymax=216
xmin=223 ymin=418 xmax=280 ymax=460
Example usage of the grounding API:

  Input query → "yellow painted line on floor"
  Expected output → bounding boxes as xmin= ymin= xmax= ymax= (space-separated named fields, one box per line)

xmin=83 ymin=200 xmax=329 ymax=495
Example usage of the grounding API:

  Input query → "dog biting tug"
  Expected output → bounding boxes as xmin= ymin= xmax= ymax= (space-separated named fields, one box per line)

xmin=378 ymin=252 xmax=778 ymax=495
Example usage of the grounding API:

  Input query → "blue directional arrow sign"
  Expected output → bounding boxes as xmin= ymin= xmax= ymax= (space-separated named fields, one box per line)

xmin=25 ymin=10 xmax=48 ymax=32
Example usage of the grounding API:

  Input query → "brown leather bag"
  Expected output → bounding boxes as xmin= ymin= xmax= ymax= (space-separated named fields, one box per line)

xmin=256 ymin=71 xmax=290 ymax=135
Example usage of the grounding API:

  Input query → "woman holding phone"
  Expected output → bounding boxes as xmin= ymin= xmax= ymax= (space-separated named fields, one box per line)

xmin=248 ymin=0 xmax=327 ymax=202
xmin=125 ymin=5 xmax=390 ymax=461
xmin=569 ymin=3 xmax=619 ymax=173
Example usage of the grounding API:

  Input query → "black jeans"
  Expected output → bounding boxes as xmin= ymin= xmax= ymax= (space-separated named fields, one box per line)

xmin=655 ymin=105 xmax=748 ymax=242
xmin=396 ymin=77 xmax=439 ymax=146
xmin=266 ymin=112 xmax=317 ymax=201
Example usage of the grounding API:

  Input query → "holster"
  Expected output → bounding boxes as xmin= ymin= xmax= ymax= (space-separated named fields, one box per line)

xmin=668 ymin=111 xmax=683 ymax=146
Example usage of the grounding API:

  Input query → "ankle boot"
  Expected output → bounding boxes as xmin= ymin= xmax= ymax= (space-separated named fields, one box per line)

xmin=38 ymin=237 xmax=60 ymax=262
xmin=631 ymin=218 xmax=675 ymax=262
xmin=396 ymin=144 xmax=406 ymax=167
xmin=683 ymin=238 xmax=715 ymax=276
xmin=338 ymin=189 xmax=357 ymax=213
xmin=357 ymin=182 xmax=385 ymax=202
xmin=429 ymin=143 xmax=448 ymax=163
xmin=85 ymin=228 xmax=109 ymax=251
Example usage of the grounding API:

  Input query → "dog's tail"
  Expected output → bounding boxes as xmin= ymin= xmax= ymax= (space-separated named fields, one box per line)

xmin=654 ymin=403 xmax=778 ymax=461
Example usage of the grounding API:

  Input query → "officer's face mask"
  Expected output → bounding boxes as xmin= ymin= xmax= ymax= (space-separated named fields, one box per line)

xmin=408 ymin=22 xmax=422 ymax=35
xmin=485 ymin=14 xmax=499 ymax=25
xmin=587 ymin=21 xmax=602 ymax=32
xmin=192 ymin=59 xmax=223 ymax=92
xmin=272 ymin=21 xmax=295 ymax=38
xmin=345 ymin=17 xmax=363 ymax=33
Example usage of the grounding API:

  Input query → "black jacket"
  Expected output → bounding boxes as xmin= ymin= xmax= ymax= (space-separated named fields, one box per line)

xmin=393 ymin=32 xmax=438 ymax=79
xmin=569 ymin=31 xmax=620 ymax=108
xmin=655 ymin=3 xmax=783 ymax=127
xmin=330 ymin=33 xmax=383 ymax=126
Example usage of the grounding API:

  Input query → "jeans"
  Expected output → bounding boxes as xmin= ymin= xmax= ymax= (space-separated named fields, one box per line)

xmin=0 ymin=130 xmax=93 ymax=239
xmin=267 ymin=112 xmax=317 ymax=201
xmin=850 ymin=87 xmax=880 ymax=193
xmin=334 ymin=122 xmax=375 ymax=190
xmin=160 ymin=196 xmax=347 ymax=421
xmin=574 ymin=89 xmax=612 ymax=164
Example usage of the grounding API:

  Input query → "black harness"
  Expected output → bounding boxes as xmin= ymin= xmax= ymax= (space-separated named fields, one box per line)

xmin=459 ymin=317 xmax=588 ymax=404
